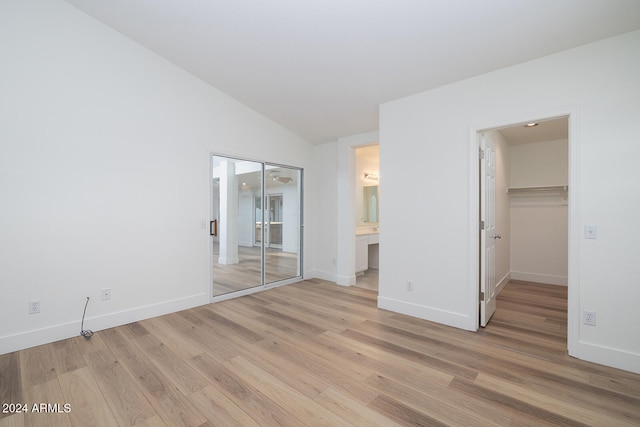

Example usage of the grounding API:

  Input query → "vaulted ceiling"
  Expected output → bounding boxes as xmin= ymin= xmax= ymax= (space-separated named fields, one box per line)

xmin=65 ymin=0 xmax=640 ymax=143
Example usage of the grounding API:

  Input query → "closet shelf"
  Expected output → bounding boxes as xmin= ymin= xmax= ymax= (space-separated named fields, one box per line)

xmin=507 ymin=185 xmax=568 ymax=194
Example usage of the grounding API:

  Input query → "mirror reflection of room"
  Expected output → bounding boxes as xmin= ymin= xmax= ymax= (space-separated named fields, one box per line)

xmin=355 ymin=145 xmax=380 ymax=291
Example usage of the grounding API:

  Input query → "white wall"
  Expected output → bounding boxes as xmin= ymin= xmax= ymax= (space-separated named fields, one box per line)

xmin=510 ymin=139 xmax=568 ymax=187
xmin=307 ymin=141 xmax=338 ymax=281
xmin=0 ymin=0 xmax=312 ymax=354
xmin=510 ymin=139 xmax=568 ymax=285
xmin=379 ymin=30 xmax=640 ymax=373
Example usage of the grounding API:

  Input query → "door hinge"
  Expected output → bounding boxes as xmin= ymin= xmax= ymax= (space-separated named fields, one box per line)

xmin=480 ymin=220 xmax=485 ymax=230
xmin=479 ymin=148 xmax=485 ymax=159
xmin=480 ymin=291 xmax=485 ymax=302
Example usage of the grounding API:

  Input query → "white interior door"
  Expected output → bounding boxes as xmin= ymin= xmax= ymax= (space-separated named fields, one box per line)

xmin=480 ymin=133 xmax=498 ymax=327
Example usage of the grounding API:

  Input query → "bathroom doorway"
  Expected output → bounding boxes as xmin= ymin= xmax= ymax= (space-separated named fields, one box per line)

xmin=355 ymin=144 xmax=380 ymax=292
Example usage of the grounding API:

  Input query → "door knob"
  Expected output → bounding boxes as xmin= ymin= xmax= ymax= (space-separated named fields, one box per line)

xmin=493 ymin=234 xmax=502 ymax=239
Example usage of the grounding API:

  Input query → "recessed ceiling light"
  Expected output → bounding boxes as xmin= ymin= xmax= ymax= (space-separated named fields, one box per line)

xmin=524 ymin=122 xmax=539 ymax=127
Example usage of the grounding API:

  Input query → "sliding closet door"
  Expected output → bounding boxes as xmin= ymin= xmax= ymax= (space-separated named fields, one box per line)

xmin=264 ymin=164 xmax=302 ymax=285
xmin=211 ymin=156 xmax=263 ymax=296
xmin=211 ymin=156 xmax=302 ymax=297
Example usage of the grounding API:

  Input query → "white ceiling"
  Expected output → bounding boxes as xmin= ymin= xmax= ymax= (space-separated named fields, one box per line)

xmin=65 ymin=0 xmax=640 ymax=144
xmin=497 ymin=117 xmax=569 ymax=145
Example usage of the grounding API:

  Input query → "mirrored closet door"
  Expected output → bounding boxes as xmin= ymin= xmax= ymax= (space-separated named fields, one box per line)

xmin=211 ymin=155 xmax=302 ymax=297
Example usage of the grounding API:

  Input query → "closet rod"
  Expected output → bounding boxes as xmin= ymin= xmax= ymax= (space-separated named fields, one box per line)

xmin=506 ymin=185 xmax=568 ymax=194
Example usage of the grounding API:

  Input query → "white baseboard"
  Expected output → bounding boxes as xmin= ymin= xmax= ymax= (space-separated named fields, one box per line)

xmin=496 ymin=272 xmax=511 ymax=295
xmin=0 ymin=293 xmax=207 ymax=355
xmin=377 ymin=296 xmax=475 ymax=331
xmin=306 ymin=269 xmax=338 ymax=283
xmin=511 ymin=271 xmax=567 ymax=286
xmin=572 ymin=340 xmax=640 ymax=375
xmin=336 ymin=274 xmax=356 ymax=286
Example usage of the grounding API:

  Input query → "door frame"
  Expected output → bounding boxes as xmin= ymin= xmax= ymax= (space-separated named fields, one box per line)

xmin=336 ymin=131 xmax=380 ymax=286
xmin=469 ymin=107 xmax=579 ymax=356
xmin=209 ymin=153 xmax=304 ymax=303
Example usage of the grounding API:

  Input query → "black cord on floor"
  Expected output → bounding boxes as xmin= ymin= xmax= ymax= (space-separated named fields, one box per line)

xmin=80 ymin=296 xmax=93 ymax=339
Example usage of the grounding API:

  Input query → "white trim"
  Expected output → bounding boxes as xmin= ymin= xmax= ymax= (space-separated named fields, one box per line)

xmin=336 ymin=274 xmax=356 ymax=286
xmin=468 ymin=128 xmax=481 ymax=331
xmin=210 ymin=277 xmax=304 ymax=303
xmin=306 ymin=269 xmax=337 ymax=283
xmin=566 ymin=110 xmax=581 ymax=358
xmin=511 ymin=271 xmax=567 ymax=286
xmin=0 ymin=293 xmax=207 ymax=355
xmin=496 ymin=271 xmax=511 ymax=295
xmin=572 ymin=340 xmax=640 ymax=375
xmin=378 ymin=296 xmax=475 ymax=331
xmin=469 ymin=106 xmax=579 ymax=353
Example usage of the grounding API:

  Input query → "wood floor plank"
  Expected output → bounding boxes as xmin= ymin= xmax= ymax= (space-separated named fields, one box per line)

xmin=0 ymin=352 xmax=22 ymax=418
xmin=475 ymin=372 xmax=639 ymax=426
xmin=255 ymin=333 xmax=380 ymax=404
xmin=57 ymin=367 xmax=119 ymax=427
xmin=368 ymin=393 xmax=449 ymax=427
xmin=21 ymin=378 xmax=71 ymax=427
xmin=225 ymin=355 xmax=352 ymax=426
xmin=48 ymin=338 xmax=88 ymax=375
xmin=0 ymin=413 xmax=25 ymax=427
xmin=238 ymin=338 xmax=331 ymax=400
xmin=449 ymin=377 xmax=583 ymax=427
xmin=189 ymin=352 xmax=304 ymax=426
xmin=365 ymin=373 xmax=501 ymax=426
xmin=138 ymin=317 xmax=204 ymax=360
xmin=131 ymin=333 xmax=209 ymax=396
xmin=18 ymin=344 xmax=56 ymax=389
xmin=84 ymin=349 xmax=157 ymax=426
xmin=320 ymin=330 xmax=454 ymax=389
xmin=187 ymin=385 xmax=261 ymax=427
xmin=159 ymin=312 xmax=242 ymax=361
xmin=99 ymin=327 xmax=207 ymax=427
xmin=314 ymin=387 xmax=404 ymax=427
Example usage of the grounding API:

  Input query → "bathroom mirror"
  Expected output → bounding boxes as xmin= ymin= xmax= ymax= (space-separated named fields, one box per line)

xmin=363 ymin=185 xmax=379 ymax=223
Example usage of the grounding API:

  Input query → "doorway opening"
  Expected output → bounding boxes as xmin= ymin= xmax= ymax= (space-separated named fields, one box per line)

xmin=210 ymin=155 xmax=303 ymax=299
xmin=478 ymin=116 xmax=569 ymax=342
xmin=354 ymin=144 xmax=380 ymax=292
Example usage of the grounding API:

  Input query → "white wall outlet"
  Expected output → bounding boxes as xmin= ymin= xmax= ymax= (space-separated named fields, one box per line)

xmin=584 ymin=225 xmax=598 ymax=239
xmin=407 ymin=281 xmax=413 ymax=291
xmin=583 ymin=310 xmax=597 ymax=326
xmin=102 ymin=288 xmax=111 ymax=301
xmin=29 ymin=299 xmax=40 ymax=314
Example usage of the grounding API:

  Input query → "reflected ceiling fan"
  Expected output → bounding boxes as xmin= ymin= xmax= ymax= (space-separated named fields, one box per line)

xmin=268 ymin=170 xmax=293 ymax=184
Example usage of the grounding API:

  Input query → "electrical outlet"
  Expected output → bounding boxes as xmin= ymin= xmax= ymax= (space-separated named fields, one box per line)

xmin=407 ymin=281 xmax=413 ymax=291
xmin=29 ymin=299 xmax=40 ymax=314
xmin=584 ymin=225 xmax=598 ymax=239
xmin=102 ymin=288 xmax=111 ymax=301
xmin=583 ymin=310 xmax=597 ymax=326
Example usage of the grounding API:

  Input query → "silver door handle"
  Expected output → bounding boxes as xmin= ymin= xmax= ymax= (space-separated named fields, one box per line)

xmin=493 ymin=234 xmax=501 ymax=239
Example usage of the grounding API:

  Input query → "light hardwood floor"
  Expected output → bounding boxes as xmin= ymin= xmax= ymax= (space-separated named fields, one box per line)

xmin=212 ymin=244 xmax=299 ymax=296
xmin=355 ymin=268 xmax=379 ymax=292
xmin=2 ymin=280 xmax=640 ymax=426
